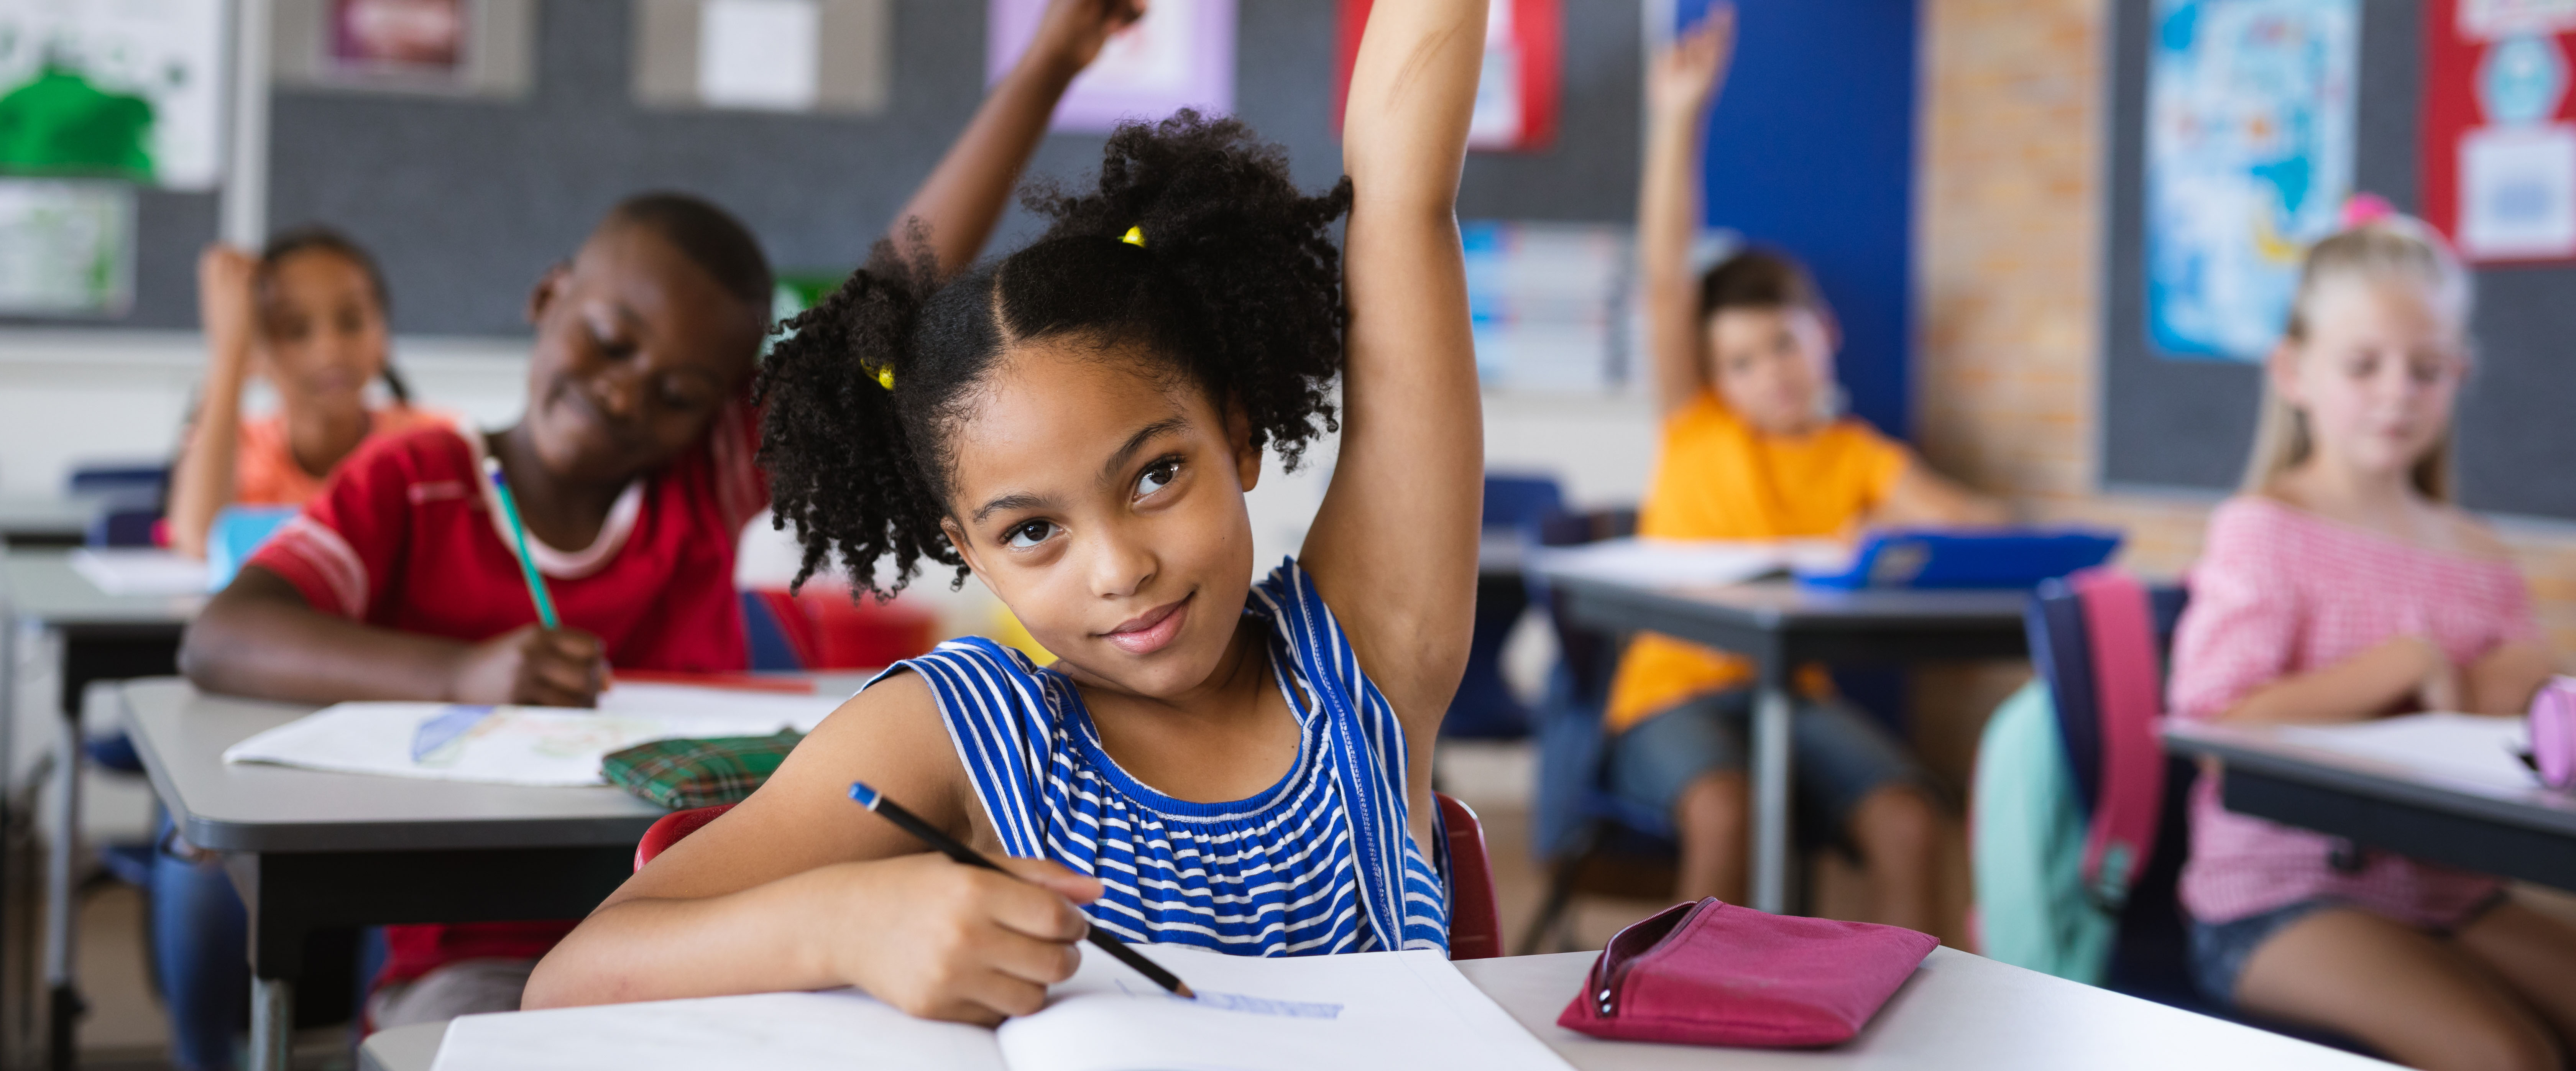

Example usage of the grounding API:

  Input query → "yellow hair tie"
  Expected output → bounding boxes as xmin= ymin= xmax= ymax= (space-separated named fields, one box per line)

xmin=1120 ymin=225 xmax=1146 ymax=248
xmin=874 ymin=366 xmax=895 ymax=391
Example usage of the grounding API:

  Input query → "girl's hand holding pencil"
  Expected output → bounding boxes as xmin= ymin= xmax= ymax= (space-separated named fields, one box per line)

xmin=810 ymin=834 xmax=1106 ymax=1025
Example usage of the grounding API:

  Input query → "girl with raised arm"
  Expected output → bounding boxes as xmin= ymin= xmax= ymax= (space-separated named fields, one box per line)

xmin=524 ymin=0 xmax=1490 ymax=1022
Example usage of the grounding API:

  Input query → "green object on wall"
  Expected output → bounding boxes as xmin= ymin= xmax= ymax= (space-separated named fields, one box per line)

xmin=0 ymin=66 xmax=156 ymax=182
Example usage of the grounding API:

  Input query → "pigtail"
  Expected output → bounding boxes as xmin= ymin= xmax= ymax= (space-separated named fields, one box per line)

xmin=1023 ymin=110 xmax=1354 ymax=471
xmin=754 ymin=239 xmax=960 ymax=599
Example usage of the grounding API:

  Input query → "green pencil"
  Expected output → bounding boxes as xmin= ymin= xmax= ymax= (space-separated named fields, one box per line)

xmin=481 ymin=455 xmax=561 ymax=629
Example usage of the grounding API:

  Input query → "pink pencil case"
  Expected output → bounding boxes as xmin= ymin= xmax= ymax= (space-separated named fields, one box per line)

xmin=1557 ymin=898 xmax=1935 ymax=1048
xmin=2530 ymin=676 xmax=2576 ymax=789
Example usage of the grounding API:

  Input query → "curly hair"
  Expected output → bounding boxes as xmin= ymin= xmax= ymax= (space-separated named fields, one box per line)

xmin=756 ymin=110 xmax=1354 ymax=599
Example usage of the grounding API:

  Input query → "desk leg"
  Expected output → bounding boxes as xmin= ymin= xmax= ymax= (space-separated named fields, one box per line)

xmin=41 ymin=690 xmax=79 ymax=1071
xmin=1750 ymin=677 xmax=1792 ymax=916
xmin=250 ymin=977 xmax=292 ymax=1071
xmin=232 ymin=854 xmax=306 ymax=1071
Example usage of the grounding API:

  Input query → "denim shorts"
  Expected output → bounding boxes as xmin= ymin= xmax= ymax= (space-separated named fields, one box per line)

xmin=1605 ymin=688 xmax=1927 ymax=838
xmin=2188 ymin=892 xmax=2510 ymax=1005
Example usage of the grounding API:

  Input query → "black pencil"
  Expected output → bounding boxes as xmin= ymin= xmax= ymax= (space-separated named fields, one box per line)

xmin=849 ymin=780 xmax=1194 ymax=999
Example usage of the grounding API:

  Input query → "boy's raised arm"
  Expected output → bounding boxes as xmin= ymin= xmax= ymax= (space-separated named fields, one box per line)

xmin=1301 ymin=0 xmax=1488 ymax=729
xmin=885 ymin=0 xmax=1142 ymax=277
xmin=1640 ymin=10 xmax=1733 ymax=419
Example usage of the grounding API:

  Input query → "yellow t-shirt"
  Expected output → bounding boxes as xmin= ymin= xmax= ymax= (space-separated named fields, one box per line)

xmin=1601 ymin=393 xmax=1913 ymax=731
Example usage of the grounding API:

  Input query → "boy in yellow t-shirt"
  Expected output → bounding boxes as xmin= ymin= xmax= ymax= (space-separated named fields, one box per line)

xmin=1620 ymin=11 xmax=2005 ymax=931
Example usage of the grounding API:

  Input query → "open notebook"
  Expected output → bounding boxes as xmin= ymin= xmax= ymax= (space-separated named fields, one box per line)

xmin=223 ymin=683 xmax=845 ymax=786
xmin=428 ymin=944 xmax=1572 ymax=1071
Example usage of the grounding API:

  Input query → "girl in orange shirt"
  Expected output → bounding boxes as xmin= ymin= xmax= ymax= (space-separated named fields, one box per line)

xmin=167 ymin=228 xmax=444 ymax=560
xmin=1615 ymin=8 xmax=2004 ymax=932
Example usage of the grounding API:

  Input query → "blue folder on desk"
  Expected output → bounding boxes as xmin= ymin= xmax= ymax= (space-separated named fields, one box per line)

xmin=1794 ymin=528 xmax=2121 ymax=591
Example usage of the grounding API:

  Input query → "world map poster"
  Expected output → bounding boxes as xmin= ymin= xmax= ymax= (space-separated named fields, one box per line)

xmin=2145 ymin=0 xmax=2359 ymax=361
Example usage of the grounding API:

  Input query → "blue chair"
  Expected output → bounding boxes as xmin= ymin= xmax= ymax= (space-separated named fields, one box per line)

xmin=69 ymin=463 xmax=169 ymax=548
xmin=1442 ymin=474 xmax=1568 ymax=740
xmin=1518 ymin=507 xmax=1680 ymax=953
xmin=205 ymin=506 xmax=299 ymax=591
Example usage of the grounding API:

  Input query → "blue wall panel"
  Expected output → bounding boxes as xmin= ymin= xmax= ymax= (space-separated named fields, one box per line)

xmin=1674 ymin=0 xmax=1920 ymax=439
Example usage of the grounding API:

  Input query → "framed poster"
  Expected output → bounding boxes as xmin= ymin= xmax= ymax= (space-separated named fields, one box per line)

xmin=0 ymin=178 xmax=135 ymax=316
xmin=0 ymin=0 xmax=227 ymax=189
xmin=1337 ymin=0 xmax=1559 ymax=153
xmin=2423 ymin=0 xmax=2576 ymax=264
xmin=987 ymin=0 xmax=1234 ymax=134
xmin=330 ymin=0 xmax=466 ymax=74
xmin=2142 ymin=0 xmax=2359 ymax=361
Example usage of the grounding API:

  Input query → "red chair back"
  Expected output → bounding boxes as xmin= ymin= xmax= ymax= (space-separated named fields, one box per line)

xmin=1437 ymin=792 xmax=1503 ymax=960
xmin=634 ymin=794 xmax=1508 ymax=962
xmin=634 ymin=803 xmax=737 ymax=871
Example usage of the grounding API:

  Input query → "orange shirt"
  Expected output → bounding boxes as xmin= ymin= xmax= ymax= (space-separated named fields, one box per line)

xmin=233 ymin=404 xmax=447 ymax=506
xmin=1602 ymin=393 xmax=1912 ymax=731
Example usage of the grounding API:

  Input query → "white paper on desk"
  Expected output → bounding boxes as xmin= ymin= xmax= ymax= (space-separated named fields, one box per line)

xmin=1526 ymin=536 xmax=1848 ymax=588
xmin=68 ymin=547 xmax=209 ymax=596
xmin=221 ymin=683 xmax=845 ymax=787
xmin=427 ymin=944 xmax=1572 ymax=1071
xmin=995 ymin=944 xmax=1571 ymax=1071
xmin=2279 ymin=713 xmax=2537 ymax=790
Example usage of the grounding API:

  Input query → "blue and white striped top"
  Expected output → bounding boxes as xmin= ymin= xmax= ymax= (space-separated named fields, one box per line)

xmin=873 ymin=559 xmax=1448 ymax=956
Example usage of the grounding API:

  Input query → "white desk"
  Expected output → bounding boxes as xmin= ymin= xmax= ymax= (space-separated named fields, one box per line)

xmin=0 ymin=497 xmax=93 ymax=549
xmin=0 ymin=549 xmax=200 ymax=1069
xmin=358 ymin=948 xmax=2389 ymax=1070
xmin=124 ymin=674 xmax=866 ymax=1071
xmin=2165 ymin=718 xmax=2576 ymax=891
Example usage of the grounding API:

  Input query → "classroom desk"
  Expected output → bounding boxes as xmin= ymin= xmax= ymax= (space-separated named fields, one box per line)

xmin=1531 ymin=564 xmax=2027 ymax=915
xmin=0 ymin=549 xmax=200 ymax=1069
xmin=0 ymin=498 xmax=93 ymax=549
xmin=2164 ymin=719 xmax=2576 ymax=891
xmin=123 ymin=675 xmax=866 ymax=1071
xmin=356 ymin=946 xmax=2387 ymax=1071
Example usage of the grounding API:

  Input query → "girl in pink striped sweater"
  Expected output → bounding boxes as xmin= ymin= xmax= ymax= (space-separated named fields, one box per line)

xmin=2170 ymin=207 xmax=2575 ymax=1071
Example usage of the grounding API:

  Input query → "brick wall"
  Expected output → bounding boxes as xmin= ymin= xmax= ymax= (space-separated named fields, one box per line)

xmin=1914 ymin=0 xmax=2576 ymax=663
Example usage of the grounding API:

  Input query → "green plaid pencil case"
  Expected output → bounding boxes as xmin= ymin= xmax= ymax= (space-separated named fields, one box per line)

xmin=601 ymin=732 xmax=805 ymax=810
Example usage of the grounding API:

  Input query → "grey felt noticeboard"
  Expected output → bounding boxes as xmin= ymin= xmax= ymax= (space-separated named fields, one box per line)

xmin=2103 ymin=0 xmax=2576 ymax=521
xmin=6 ymin=0 xmax=1644 ymax=339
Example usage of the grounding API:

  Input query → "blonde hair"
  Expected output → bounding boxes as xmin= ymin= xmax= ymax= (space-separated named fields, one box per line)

xmin=2241 ymin=213 xmax=2472 ymax=500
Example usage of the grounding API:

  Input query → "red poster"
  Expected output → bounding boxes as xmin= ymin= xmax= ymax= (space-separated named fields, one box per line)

xmin=2422 ymin=0 xmax=2576 ymax=264
xmin=1336 ymin=0 xmax=1560 ymax=153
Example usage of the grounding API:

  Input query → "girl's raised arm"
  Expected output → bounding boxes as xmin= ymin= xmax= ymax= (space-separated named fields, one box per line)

xmin=168 ymin=245 xmax=261 ymax=559
xmin=1300 ymin=0 xmax=1487 ymax=728
xmin=885 ymin=0 xmax=1142 ymax=277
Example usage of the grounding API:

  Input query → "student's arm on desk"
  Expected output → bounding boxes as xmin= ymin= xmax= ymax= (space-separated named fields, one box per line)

xmin=1870 ymin=459 xmax=2011 ymax=527
xmin=2219 ymin=636 xmax=2461 ymax=725
xmin=523 ymin=673 xmax=1101 ymax=1025
xmin=2465 ymin=640 xmax=2554 ymax=716
xmin=180 ymin=565 xmax=608 ymax=707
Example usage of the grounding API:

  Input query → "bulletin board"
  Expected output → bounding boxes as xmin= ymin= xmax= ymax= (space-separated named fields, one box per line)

xmin=2 ymin=0 xmax=1652 ymax=338
xmin=2103 ymin=0 xmax=2576 ymax=521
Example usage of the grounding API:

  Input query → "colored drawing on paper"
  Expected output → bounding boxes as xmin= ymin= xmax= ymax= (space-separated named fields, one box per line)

xmin=2145 ymin=0 xmax=2358 ymax=360
xmin=987 ymin=0 xmax=1234 ymax=134
xmin=0 ymin=0 xmax=226 ymax=189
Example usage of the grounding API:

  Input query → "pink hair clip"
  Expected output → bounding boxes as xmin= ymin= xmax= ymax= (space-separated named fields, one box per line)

xmin=2340 ymin=192 xmax=2399 ymax=230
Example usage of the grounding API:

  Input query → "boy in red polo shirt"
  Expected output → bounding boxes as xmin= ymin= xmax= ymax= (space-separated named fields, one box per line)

xmin=179 ymin=0 xmax=1148 ymax=1034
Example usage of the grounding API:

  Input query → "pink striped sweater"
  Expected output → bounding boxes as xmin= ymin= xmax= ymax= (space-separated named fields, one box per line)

xmin=2170 ymin=496 xmax=2540 ymax=926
